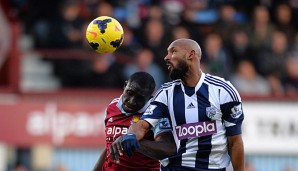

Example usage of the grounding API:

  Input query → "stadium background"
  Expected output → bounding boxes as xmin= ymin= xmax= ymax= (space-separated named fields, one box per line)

xmin=0 ymin=0 xmax=298 ymax=170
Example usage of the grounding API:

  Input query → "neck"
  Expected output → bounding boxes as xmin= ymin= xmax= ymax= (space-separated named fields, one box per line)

xmin=182 ymin=69 xmax=202 ymax=87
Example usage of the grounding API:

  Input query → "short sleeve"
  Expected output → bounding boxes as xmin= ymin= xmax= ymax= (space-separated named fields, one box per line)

xmin=217 ymin=80 xmax=244 ymax=136
xmin=141 ymin=88 xmax=170 ymax=127
xmin=141 ymin=87 xmax=169 ymax=120
xmin=221 ymin=101 xmax=244 ymax=136
xmin=152 ymin=118 xmax=172 ymax=140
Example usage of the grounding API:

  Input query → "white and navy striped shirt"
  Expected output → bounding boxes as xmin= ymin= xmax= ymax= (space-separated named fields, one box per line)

xmin=141 ymin=72 xmax=244 ymax=170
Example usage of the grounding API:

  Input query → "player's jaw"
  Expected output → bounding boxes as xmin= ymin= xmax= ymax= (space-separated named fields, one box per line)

xmin=122 ymin=103 xmax=137 ymax=113
xmin=169 ymin=59 xmax=189 ymax=80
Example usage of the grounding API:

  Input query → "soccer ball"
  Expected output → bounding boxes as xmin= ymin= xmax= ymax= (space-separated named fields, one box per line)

xmin=86 ymin=16 xmax=124 ymax=54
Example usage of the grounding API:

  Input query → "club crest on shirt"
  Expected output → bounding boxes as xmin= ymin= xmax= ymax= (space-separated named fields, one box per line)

xmin=231 ymin=104 xmax=242 ymax=119
xmin=206 ymin=106 xmax=217 ymax=119
xmin=131 ymin=115 xmax=140 ymax=124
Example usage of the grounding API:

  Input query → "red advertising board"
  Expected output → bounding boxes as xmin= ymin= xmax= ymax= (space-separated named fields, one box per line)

xmin=0 ymin=100 xmax=108 ymax=147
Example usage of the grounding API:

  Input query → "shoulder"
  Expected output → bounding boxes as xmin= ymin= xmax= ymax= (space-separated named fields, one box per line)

xmin=157 ymin=80 xmax=182 ymax=93
xmin=110 ymin=97 xmax=120 ymax=104
xmin=161 ymin=79 xmax=182 ymax=88
xmin=204 ymin=73 xmax=241 ymax=102
xmin=204 ymin=74 xmax=236 ymax=89
xmin=204 ymin=73 xmax=230 ymax=85
xmin=152 ymin=80 xmax=181 ymax=99
xmin=106 ymin=98 xmax=121 ymax=114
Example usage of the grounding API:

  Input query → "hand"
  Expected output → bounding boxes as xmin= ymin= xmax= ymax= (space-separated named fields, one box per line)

xmin=121 ymin=134 xmax=140 ymax=157
xmin=109 ymin=136 xmax=124 ymax=163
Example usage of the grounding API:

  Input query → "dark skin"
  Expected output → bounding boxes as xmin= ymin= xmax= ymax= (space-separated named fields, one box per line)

xmin=109 ymin=39 xmax=244 ymax=171
xmin=110 ymin=132 xmax=175 ymax=162
xmin=122 ymin=81 xmax=152 ymax=113
xmin=93 ymin=80 xmax=176 ymax=171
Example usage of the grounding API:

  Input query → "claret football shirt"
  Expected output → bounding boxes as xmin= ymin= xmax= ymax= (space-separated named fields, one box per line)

xmin=103 ymin=96 xmax=171 ymax=171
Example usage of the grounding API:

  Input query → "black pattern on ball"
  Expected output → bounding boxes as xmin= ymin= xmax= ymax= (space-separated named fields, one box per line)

xmin=93 ymin=19 xmax=112 ymax=34
xmin=88 ymin=42 xmax=99 ymax=50
xmin=110 ymin=34 xmax=124 ymax=48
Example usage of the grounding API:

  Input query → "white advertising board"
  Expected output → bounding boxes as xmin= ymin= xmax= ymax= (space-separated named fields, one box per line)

xmin=242 ymin=101 xmax=298 ymax=154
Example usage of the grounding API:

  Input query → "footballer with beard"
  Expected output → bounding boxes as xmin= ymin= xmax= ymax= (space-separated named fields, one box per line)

xmin=109 ymin=39 xmax=245 ymax=171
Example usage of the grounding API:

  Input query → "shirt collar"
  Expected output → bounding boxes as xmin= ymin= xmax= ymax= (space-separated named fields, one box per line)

xmin=180 ymin=71 xmax=205 ymax=95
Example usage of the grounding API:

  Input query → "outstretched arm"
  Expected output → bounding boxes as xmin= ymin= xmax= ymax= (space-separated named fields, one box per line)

xmin=109 ymin=120 xmax=151 ymax=161
xmin=128 ymin=120 xmax=152 ymax=140
xmin=93 ymin=148 xmax=106 ymax=171
xmin=138 ymin=133 xmax=176 ymax=160
xmin=228 ymin=134 xmax=244 ymax=171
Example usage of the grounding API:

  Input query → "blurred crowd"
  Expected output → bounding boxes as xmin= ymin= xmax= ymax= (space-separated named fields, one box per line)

xmin=2 ymin=0 xmax=298 ymax=96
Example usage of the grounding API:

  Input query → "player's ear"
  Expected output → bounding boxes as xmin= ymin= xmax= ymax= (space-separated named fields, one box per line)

xmin=187 ymin=50 xmax=195 ymax=60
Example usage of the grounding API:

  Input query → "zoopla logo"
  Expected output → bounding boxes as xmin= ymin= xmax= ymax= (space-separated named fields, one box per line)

xmin=175 ymin=121 xmax=217 ymax=140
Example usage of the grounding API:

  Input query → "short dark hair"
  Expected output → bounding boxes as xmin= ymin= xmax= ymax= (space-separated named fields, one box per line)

xmin=128 ymin=72 xmax=156 ymax=94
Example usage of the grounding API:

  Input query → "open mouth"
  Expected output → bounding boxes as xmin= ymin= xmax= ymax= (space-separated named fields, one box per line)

xmin=166 ymin=63 xmax=172 ymax=70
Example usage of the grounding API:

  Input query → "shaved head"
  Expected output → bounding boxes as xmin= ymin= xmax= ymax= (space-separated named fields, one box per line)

xmin=165 ymin=38 xmax=203 ymax=84
xmin=169 ymin=38 xmax=202 ymax=59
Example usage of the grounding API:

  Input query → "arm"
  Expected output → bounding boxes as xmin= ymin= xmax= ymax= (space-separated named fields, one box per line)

xmin=128 ymin=120 xmax=151 ymax=140
xmin=228 ymin=134 xmax=244 ymax=171
xmin=109 ymin=120 xmax=151 ymax=161
xmin=138 ymin=133 xmax=176 ymax=160
xmin=93 ymin=148 xmax=106 ymax=171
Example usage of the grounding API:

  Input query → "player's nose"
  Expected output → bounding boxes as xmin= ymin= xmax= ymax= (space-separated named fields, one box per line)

xmin=164 ymin=53 xmax=170 ymax=61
